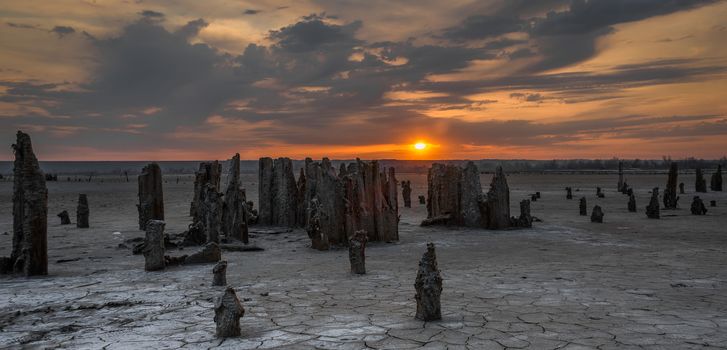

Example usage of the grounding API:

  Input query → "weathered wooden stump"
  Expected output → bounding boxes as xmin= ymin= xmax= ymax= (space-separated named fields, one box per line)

xmin=57 ymin=210 xmax=71 ymax=225
xmin=143 ymin=220 xmax=165 ymax=271
xmin=213 ymin=260 xmax=227 ymax=286
xmin=349 ymin=230 xmax=367 ymax=274
xmin=516 ymin=199 xmax=532 ymax=228
xmin=214 ymin=287 xmax=244 ymax=338
xmin=617 ymin=161 xmax=624 ymax=192
xmin=190 ymin=161 xmax=221 ymax=222
xmin=185 ymin=242 xmax=221 ymax=264
xmin=415 ymin=243 xmax=442 ymax=321
xmin=203 ymin=184 xmax=223 ymax=244
xmin=711 ymin=165 xmax=723 ymax=191
xmin=646 ymin=187 xmax=660 ymax=219
xmin=536 ymin=192 xmax=541 ymax=199
xmin=596 ymin=187 xmax=604 ymax=198
xmin=484 ymin=166 xmax=511 ymax=229
xmin=679 ymin=182 xmax=685 ymax=194
xmin=137 ymin=163 xmax=164 ymax=231
xmin=76 ymin=194 xmax=89 ymax=228
xmin=223 ymin=154 xmax=248 ymax=243
xmin=690 ymin=196 xmax=707 ymax=215
xmin=663 ymin=162 xmax=679 ymax=209
xmin=628 ymin=193 xmax=637 ymax=212
xmin=402 ymin=180 xmax=412 ymax=208
xmin=258 ymin=157 xmax=299 ymax=227
xmin=566 ymin=187 xmax=573 ymax=200
xmin=696 ymin=168 xmax=707 ymax=193
xmin=5 ymin=131 xmax=48 ymax=276
xmin=306 ymin=198 xmax=329 ymax=251
xmin=530 ymin=194 xmax=538 ymax=202
xmin=710 ymin=200 xmax=716 ymax=207
xmin=579 ymin=197 xmax=587 ymax=216
xmin=418 ymin=195 xmax=426 ymax=205
xmin=590 ymin=205 xmax=604 ymax=223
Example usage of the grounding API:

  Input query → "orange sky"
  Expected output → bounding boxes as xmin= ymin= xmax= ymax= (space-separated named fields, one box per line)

xmin=1 ymin=0 xmax=726 ymax=160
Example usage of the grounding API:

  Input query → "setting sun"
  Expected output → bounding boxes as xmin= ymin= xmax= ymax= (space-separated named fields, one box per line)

xmin=414 ymin=142 xmax=427 ymax=150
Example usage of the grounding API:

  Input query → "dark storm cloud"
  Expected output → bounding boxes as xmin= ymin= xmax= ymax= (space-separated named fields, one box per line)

xmin=51 ymin=25 xmax=75 ymax=38
xmin=508 ymin=48 xmax=536 ymax=60
xmin=268 ymin=14 xmax=362 ymax=52
xmin=175 ymin=18 xmax=209 ymax=39
xmin=417 ymin=58 xmax=726 ymax=98
xmin=530 ymin=0 xmax=718 ymax=36
xmin=524 ymin=0 xmax=718 ymax=72
xmin=442 ymin=15 xmax=523 ymax=40
xmin=2 ymin=5 xmax=725 ymax=155
xmin=139 ymin=10 xmax=164 ymax=19
xmin=439 ymin=0 xmax=719 ymax=73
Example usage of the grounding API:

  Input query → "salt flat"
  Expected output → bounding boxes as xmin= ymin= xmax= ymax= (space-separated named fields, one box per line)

xmin=1 ymin=173 xmax=726 ymax=349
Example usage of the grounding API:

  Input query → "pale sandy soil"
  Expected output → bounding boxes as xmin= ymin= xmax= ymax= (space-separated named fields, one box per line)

xmin=1 ymin=172 xmax=726 ymax=349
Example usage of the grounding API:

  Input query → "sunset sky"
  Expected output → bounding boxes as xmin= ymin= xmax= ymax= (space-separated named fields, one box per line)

xmin=1 ymin=0 xmax=726 ymax=160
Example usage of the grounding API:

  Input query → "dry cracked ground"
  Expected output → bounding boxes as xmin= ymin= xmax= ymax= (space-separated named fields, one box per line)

xmin=1 ymin=173 xmax=726 ymax=349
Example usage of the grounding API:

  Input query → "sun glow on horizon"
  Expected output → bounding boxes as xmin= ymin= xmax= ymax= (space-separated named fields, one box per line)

xmin=414 ymin=142 xmax=427 ymax=150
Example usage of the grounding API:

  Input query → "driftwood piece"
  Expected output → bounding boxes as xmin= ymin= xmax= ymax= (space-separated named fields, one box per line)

xmin=646 ymin=187 xmax=660 ymax=219
xmin=58 ymin=210 xmax=71 ymax=225
xmin=76 ymin=194 xmax=89 ymax=228
xmin=137 ymin=163 xmax=164 ymax=230
xmin=415 ymin=243 xmax=442 ymax=321
xmin=6 ymin=131 xmax=48 ymax=276
xmin=214 ymin=287 xmax=244 ymax=338
xmin=348 ymin=230 xmax=367 ymax=274
xmin=143 ymin=220 xmax=165 ymax=271
xmin=579 ymin=197 xmax=587 ymax=216
xmin=213 ymin=260 xmax=227 ymax=286
xmin=590 ymin=205 xmax=604 ymax=223
xmin=663 ymin=162 xmax=679 ymax=209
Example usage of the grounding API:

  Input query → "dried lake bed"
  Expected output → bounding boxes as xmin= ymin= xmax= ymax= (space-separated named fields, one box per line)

xmin=1 ymin=172 xmax=726 ymax=349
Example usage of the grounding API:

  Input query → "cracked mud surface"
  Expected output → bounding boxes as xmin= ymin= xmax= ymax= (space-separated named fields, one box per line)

xmin=1 ymin=173 xmax=726 ymax=349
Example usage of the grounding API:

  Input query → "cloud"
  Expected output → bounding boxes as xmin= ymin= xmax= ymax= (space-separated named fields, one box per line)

xmin=530 ymin=0 xmax=718 ymax=36
xmin=51 ymin=25 xmax=76 ymax=38
xmin=139 ymin=10 xmax=165 ymax=19
xmin=442 ymin=15 xmax=523 ymax=40
xmin=243 ymin=9 xmax=261 ymax=15
xmin=1 ymin=3 xmax=726 ymax=159
xmin=175 ymin=18 xmax=208 ymax=39
xmin=7 ymin=22 xmax=40 ymax=30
